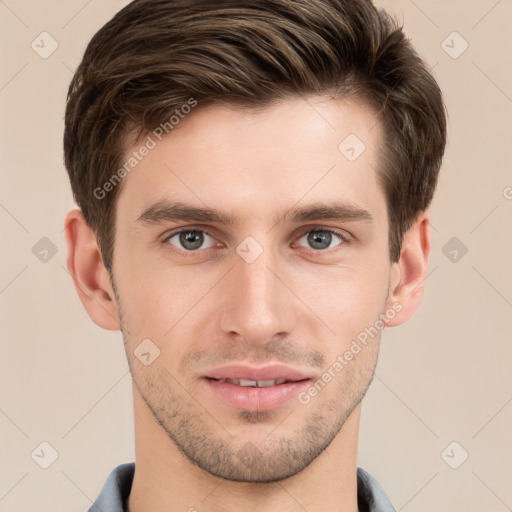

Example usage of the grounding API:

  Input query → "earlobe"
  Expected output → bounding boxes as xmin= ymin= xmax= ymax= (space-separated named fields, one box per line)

xmin=64 ymin=209 xmax=121 ymax=331
xmin=384 ymin=213 xmax=431 ymax=327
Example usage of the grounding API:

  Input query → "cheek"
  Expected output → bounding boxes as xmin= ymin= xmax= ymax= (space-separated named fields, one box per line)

xmin=115 ymin=263 xmax=224 ymax=356
xmin=114 ymin=266 xmax=176 ymax=342
xmin=289 ymin=257 xmax=390 ymax=333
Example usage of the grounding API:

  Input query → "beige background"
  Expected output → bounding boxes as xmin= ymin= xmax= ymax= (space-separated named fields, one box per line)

xmin=1 ymin=1 xmax=511 ymax=511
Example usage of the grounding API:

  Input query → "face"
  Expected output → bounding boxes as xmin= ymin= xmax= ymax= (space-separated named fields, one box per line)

xmin=111 ymin=95 xmax=396 ymax=482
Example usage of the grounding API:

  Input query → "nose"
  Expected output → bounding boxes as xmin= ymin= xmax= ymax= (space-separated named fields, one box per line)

xmin=217 ymin=243 xmax=297 ymax=345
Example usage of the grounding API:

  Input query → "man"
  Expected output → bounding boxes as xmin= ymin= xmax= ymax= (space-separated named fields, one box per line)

xmin=63 ymin=0 xmax=446 ymax=510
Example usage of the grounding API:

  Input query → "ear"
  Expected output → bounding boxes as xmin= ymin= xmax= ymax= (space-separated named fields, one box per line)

xmin=64 ymin=209 xmax=121 ymax=330
xmin=384 ymin=212 xmax=431 ymax=327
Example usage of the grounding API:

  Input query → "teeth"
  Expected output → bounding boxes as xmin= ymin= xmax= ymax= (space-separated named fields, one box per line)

xmin=223 ymin=378 xmax=288 ymax=387
xmin=239 ymin=379 xmax=259 ymax=387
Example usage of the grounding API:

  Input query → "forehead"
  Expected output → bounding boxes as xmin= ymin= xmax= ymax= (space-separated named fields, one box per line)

xmin=116 ymin=95 xmax=386 ymax=226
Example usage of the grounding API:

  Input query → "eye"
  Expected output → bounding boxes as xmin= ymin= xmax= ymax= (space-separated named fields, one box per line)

xmin=296 ymin=229 xmax=346 ymax=251
xmin=165 ymin=229 xmax=217 ymax=251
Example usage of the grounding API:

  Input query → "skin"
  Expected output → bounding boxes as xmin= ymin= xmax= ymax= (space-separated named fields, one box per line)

xmin=65 ymin=95 xmax=431 ymax=512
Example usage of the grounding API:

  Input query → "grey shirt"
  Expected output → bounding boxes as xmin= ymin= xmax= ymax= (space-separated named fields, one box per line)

xmin=88 ymin=463 xmax=396 ymax=512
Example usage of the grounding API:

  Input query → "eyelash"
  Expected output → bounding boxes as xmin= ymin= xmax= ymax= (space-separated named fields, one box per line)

xmin=161 ymin=226 xmax=350 ymax=256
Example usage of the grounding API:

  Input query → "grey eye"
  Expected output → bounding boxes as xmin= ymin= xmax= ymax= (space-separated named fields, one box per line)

xmin=167 ymin=230 xmax=215 ymax=251
xmin=297 ymin=230 xmax=343 ymax=250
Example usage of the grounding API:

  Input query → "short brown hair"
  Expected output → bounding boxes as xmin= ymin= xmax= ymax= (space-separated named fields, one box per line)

xmin=64 ymin=0 xmax=446 ymax=271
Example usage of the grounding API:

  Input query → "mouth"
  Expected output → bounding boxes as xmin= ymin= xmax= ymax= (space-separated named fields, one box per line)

xmin=202 ymin=364 xmax=313 ymax=412
xmin=209 ymin=377 xmax=300 ymax=387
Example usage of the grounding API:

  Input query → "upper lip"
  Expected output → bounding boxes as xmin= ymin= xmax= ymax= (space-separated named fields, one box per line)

xmin=204 ymin=364 xmax=312 ymax=382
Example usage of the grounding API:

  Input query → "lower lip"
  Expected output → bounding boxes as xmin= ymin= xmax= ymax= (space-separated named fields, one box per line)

xmin=203 ymin=378 xmax=311 ymax=412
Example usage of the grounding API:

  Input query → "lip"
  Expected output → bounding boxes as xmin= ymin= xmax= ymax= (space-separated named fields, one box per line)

xmin=204 ymin=363 xmax=311 ymax=382
xmin=202 ymin=364 xmax=312 ymax=412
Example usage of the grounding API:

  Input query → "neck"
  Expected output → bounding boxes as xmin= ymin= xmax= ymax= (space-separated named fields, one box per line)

xmin=127 ymin=383 xmax=361 ymax=512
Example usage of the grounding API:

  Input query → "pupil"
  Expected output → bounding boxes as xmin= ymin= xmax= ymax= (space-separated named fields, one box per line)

xmin=180 ymin=230 xmax=203 ymax=250
xmin=308 ymin=231 xmax=331 ymax=250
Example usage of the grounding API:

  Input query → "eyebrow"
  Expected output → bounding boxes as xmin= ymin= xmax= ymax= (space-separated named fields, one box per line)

xmin=136 ymin=200 xmax=374 ymax=227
